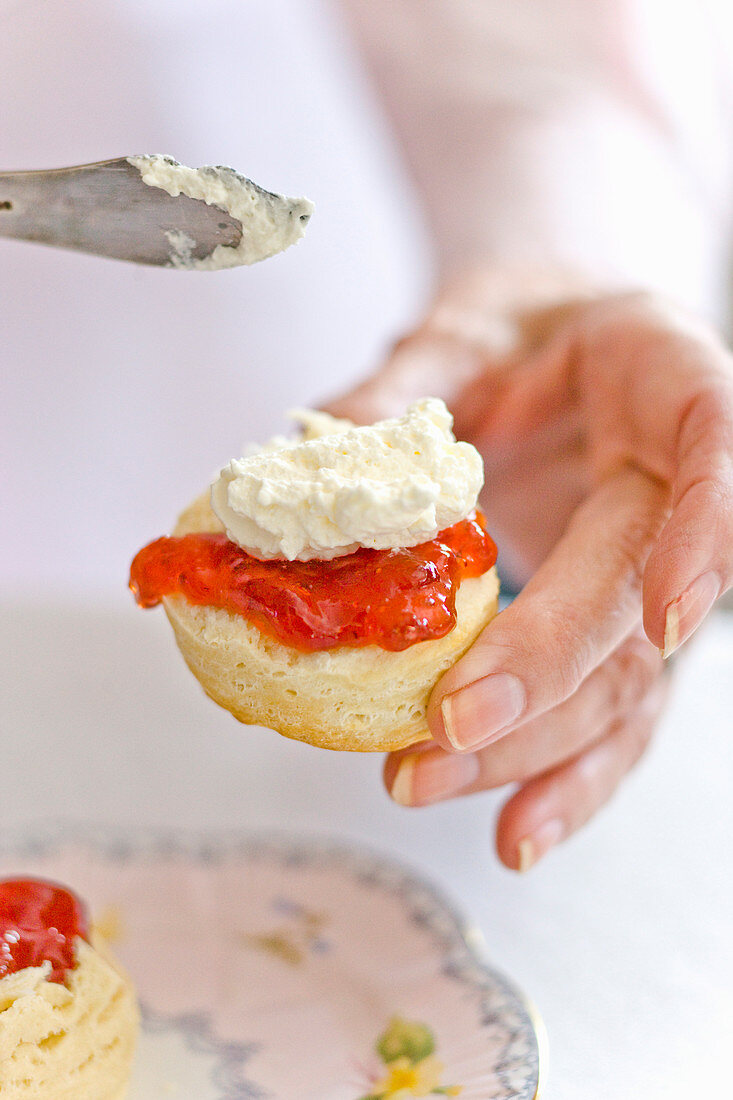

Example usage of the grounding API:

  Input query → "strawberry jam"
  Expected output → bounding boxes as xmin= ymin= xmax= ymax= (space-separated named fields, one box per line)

xmin=130 ymin=513 xmax=496 ymax=652
xmin=0 ymin=878 xmax=90 ymax=983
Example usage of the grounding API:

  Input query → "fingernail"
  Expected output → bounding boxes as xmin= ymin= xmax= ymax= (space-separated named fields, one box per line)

xmin=517 ymin=818 xmax=565 ymax=872
xmin=662 ymin=570 xmax=720 ymax=658
xmin=390 ymin=750 xmax=480 ymax=806
xmin=389 ymin=755 xmax=417 ymax=806
xmin=441 ymin=673 xmax=525 ymax=751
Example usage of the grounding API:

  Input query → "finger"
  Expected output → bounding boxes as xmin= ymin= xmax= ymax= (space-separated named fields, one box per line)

xmin=496 ymin=678 xmax=668 ymax=871
xmin=324 ymin=269 xmax=593 ymax=434
xmin=643 ymin=378 xmax=733 ymax=655
xmin=477 ymin=418 xmax=588 ymax=582
xmin=383 ymin=739 xmax=479 ymax=808
xmin=323 ymin=270 xmax=545 ymax=425
xmin=385 ymin=630 xmax=662 ymax=805
xmin=574 ymin=295 xmax=733 ymax=655
xmin=427 ymin=465 xmax=669 ymax=753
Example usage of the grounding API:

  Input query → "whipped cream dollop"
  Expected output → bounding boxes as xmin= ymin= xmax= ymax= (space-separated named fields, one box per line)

xmin=128 ymin=155 xmax=313 ymax=270
xmin=210 ymin=398 xmax=484 ymax=561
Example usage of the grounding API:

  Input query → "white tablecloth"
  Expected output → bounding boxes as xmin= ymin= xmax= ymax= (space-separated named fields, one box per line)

xmin=2 ymin=595 xmax=731 ymax=1099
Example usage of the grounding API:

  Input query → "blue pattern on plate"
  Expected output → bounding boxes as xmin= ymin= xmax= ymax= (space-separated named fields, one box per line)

xmin=0 ymin=827 xmax=543 ymax=1100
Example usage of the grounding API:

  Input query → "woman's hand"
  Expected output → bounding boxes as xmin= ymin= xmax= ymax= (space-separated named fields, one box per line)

xmin=327 ymin=271 xmax=733 ymax=870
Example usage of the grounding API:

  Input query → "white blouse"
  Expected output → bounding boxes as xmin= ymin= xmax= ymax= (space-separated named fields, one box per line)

xmin=344 ymin=0 xmax=733 ymax=321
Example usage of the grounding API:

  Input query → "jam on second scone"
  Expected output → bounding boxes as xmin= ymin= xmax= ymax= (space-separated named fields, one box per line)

xmin=0 ymin=878 xmax=90 ymax=983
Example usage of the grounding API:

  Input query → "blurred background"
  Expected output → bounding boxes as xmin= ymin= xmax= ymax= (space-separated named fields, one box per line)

xmin=0 ymin=0 xmax=431 ymax=596
xmin=1 ymin=3 xmax=732 ymax=1099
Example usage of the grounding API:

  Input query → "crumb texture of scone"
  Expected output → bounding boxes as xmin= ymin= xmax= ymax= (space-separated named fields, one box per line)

xmin=166 ymin=493 xmax=499 ymax=751
xmin=0 ymin=936 xmax=139 ymax=1099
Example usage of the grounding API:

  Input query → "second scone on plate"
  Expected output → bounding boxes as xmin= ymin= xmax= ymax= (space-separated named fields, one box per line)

xmin=0 ymin=877 xmax=139 ymax=1100
xmin=130 ymin=398 xmax=499 ymax=751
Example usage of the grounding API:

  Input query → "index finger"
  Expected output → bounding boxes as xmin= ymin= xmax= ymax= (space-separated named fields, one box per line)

xmin=642 ymin=379 xmax=733 ymax=653
xmin=576 ymin=295 xmax=733 ymax=651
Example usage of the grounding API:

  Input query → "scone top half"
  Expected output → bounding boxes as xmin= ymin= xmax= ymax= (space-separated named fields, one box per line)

xmin=131 ymin=398 xmax=499 ymax=751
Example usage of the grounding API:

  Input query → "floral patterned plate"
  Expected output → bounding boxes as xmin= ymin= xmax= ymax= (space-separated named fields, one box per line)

xmin=0 ymin=829 xmax=546 ymax=1099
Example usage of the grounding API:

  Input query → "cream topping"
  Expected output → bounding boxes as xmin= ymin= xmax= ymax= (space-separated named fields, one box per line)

xmin=128 ymin=154 xmax=313 ymax=270
xmin=210 ymin=398 xmax=484 ymax=561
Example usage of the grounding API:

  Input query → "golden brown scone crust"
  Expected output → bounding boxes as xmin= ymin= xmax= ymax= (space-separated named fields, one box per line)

xmin=165 ymin=493 xmax=499 ymax=752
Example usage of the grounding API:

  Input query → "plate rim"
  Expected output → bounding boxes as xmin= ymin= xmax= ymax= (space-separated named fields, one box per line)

xmin=0 ymin=822 xmax=546 ymax=1099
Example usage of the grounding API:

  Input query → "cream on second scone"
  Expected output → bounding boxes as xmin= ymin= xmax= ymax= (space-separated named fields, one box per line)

xmin=210 ymin=398 xmax=484 ymax=561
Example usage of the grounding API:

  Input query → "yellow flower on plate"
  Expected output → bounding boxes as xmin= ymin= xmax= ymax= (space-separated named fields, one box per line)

xmin=358 ymin=1016 xmax=462 ymax=1099
xmin=374 ymin=1054 xmax=457 ymax=1097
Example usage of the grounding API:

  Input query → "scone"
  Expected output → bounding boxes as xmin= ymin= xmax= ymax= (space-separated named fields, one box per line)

xmin=0 ymin=878 xmax=139 ymax=1099
xmin=131 ymin=398 xmax=499 ymax=752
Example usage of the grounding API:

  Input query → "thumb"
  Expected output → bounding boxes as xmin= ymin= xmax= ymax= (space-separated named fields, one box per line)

xmin=322 ymin=327 xmax=488 ymax=425
xmin=323 ymin=268 xmax=591 ymax=425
